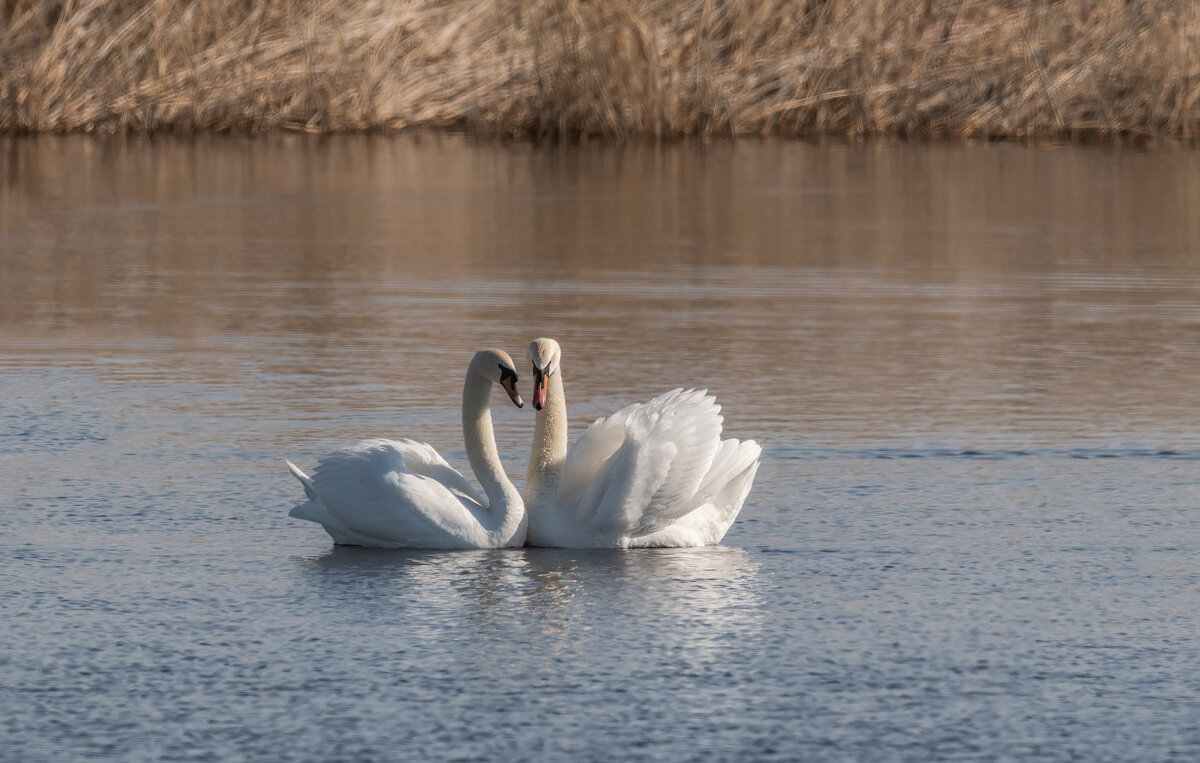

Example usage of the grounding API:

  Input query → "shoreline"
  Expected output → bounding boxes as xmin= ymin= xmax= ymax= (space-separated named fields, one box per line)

xmin=3 ymin=1 xmax=1198 ymax=146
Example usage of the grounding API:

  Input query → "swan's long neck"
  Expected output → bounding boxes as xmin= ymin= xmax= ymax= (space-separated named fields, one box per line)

xmin=462 ymin=375 xmax=524 ymax=543
xmin=525 ymin=370 xmax=567 ymax=510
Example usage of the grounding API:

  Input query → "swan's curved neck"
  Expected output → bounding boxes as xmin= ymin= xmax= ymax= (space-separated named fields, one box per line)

xmin=525 ymin=370 xmax=567 ymax=507
xmin=462 ymin=375 xmax=524 ymax=540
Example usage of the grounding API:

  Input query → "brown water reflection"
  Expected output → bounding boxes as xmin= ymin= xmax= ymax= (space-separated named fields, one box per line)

xmin=2 ymin=134 xmax=1198 ymax=448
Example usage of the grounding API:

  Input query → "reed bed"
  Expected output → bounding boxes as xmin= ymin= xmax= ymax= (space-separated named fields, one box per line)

xmin=2 ymin=0 xmax=1198 ymax=142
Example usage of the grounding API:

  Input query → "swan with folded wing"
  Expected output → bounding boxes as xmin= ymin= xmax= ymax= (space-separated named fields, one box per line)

xmin=285 ymin=348 xmax=528 ymax=549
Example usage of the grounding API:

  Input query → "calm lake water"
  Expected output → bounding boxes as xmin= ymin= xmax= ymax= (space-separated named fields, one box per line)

xmin=2 ymin=134 xmax=1199 ymax=760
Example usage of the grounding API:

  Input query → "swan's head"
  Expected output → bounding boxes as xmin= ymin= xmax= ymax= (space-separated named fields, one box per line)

xmin=472 ymin=348 xmax=523 ymax=408
xmin=527 ymin=337 xmax=561 ymax=411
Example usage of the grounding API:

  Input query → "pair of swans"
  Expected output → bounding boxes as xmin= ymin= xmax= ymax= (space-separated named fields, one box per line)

xmin=285 ymin=339 xmax=761 ymax=549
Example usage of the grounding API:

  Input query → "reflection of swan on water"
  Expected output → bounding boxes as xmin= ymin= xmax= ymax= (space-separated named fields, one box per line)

xmin=285 ymin=349 xmax=528 ymax=549
xmin=295 ymin=546 xmax=765 ymax=662
xmin=299 ymin=545 xmax=764 ymax=622
xmin=522 ymin=338 xmax=761 ymax=548
xmin=517 ymin=546 xmax=766 ymax=647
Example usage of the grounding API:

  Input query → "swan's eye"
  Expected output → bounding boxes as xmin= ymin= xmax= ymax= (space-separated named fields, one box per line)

xmin=499 ymin=365 xmax=518 ymax=384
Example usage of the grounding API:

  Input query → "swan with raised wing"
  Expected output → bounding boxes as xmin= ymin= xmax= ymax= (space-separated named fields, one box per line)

xmin=285 ymin=349 xmax=528 ymax=549
xmin=522 ymin=338 xmax=760 ymax=548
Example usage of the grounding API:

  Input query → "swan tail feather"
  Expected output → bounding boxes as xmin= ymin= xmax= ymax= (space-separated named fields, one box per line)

xmin=288 ymin=498 xmax=325 ymax=523
xmin=285 ymin=459 xmax=317 ymax=500
xmin=288 ymin=498 xmax=378 ymax=546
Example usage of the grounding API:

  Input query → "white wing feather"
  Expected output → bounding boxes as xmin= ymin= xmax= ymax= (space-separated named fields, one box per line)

xmin=291 ymin=439 xmax=490 ymax=548
xmin=555 ymin=389 xmax=729 ymax=539
xmin=380 ymin=439 xmax=484 ymax=506
xmin=631 ymin=389 xmax=722 ymax=534
xmin=555 ymin=404 xmax=634 ymax=523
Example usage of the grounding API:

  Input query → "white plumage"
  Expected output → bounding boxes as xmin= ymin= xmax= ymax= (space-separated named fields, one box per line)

xmin=287 ymin=439 xmax=499 ymax=548
xmin=525 ymin=339 xmax=761 ymax=548
xmin=285 ymin=349 xmax=527 ymax=549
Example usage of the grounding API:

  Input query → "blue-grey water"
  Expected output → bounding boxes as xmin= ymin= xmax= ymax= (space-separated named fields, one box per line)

xmin=2 ymin=135 xmax=1199 ymax=760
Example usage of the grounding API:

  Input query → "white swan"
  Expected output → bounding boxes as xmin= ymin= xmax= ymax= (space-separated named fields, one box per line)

xmin=522 ymin=338 xmax=761 ymax=548
xmin=285 ymin=348 xmax=528 ymax=549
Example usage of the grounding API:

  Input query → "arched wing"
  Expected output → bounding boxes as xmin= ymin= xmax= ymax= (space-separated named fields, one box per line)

xmin=555 ymin=404 xmax=635 ymax=519
xmin=556 ymin=389 xmax=724 ymax=538
xmin=695 ymin=438 xmax=762 ymax=508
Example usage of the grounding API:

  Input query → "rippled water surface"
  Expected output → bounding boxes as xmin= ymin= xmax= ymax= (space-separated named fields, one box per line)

xmin=3 ymin=135 xmax=1199 ymax=760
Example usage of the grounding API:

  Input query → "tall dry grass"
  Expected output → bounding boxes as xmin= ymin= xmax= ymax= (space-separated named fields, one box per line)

xmin=2 ymin=0 xmax=1198 ymax=142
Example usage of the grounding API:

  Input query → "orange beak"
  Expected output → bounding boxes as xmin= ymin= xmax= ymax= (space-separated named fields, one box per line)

xmin=532 ymin=371 xmax=547 ymax=411
xmin=501 ymin=376 xmax=523 ymax=408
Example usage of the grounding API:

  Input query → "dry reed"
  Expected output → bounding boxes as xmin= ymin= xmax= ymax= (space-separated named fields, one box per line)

xmin=2 ymin=0 xmax=1198 ymax=142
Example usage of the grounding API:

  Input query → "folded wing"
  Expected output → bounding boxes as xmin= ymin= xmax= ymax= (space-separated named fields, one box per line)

xmin=293 ymin=439 xmax=488 ymax=547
